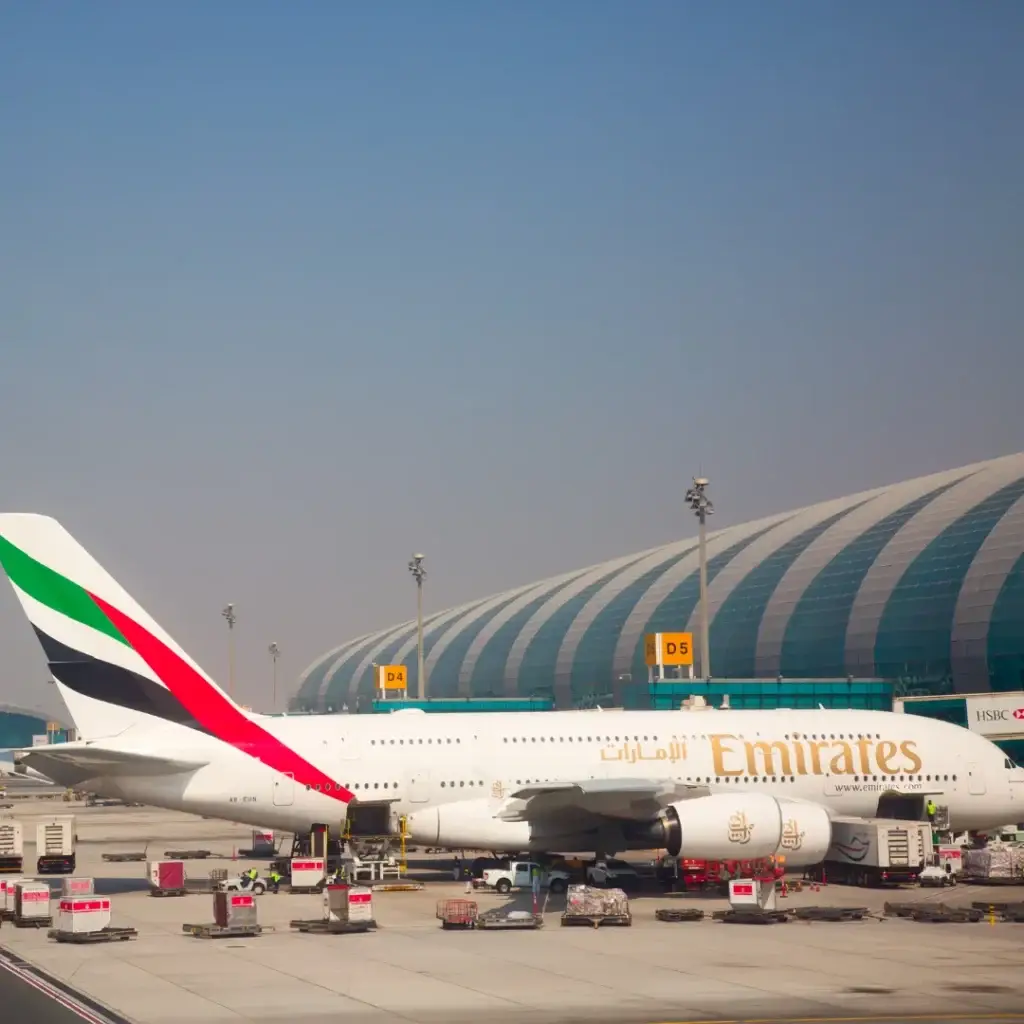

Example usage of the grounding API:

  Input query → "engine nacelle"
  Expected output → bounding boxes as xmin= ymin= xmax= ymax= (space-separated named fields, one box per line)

xmin=405 ymin=799 xmax=532 ymax=850
xmin=639 ymin=793 xmax=832 ymax=867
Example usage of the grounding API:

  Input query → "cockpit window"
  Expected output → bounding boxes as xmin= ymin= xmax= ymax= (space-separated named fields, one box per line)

xmin=1006 ymin=757 xmax=1019 ymax=769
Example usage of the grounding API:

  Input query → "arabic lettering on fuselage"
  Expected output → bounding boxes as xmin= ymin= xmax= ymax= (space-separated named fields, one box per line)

xmin=597 ymin=732 xmax=923 ymax=778
xmin=599 ymin=739 xmax=687 ymax=764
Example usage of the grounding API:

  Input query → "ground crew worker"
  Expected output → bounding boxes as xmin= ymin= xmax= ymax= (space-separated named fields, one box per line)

xmin=269 ymin=869 xmax=282 ymax=894
xmin=926 ymin=798 xmax=937 ymax=823
xmin=241 ymin=867 xmax=259 ymax=889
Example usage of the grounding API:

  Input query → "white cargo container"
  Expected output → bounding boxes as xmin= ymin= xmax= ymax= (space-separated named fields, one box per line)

xmin=290 ymin=857 xmax=326 ymax=889
xmin=0 ymin=818 xmax=24 ymax=871
xmin=60 ymin=877 xmax=94 ymax=898
xmin=1 ymin=876 xmax=24 ymax=914
xmin=728 ymin=878 xmax=777 ymax=912
xmin=36 ymin=815 xmax=76 ymax=874
xmin=251 ymin=830 xmax=275 ymax=855
xmin=322 ymin=884 xmax=374 ymax=926
xmin=818 ymin=817 xmax=931 ymax=886
xmin=57 ymin=897 xmax=111 ymax=934
xmin=15 ymin=881 xmax=52 ymax=923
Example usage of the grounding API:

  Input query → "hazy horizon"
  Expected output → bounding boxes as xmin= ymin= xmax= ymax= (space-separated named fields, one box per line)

xmin=2 ymin=2 xmax=1022 ymax=720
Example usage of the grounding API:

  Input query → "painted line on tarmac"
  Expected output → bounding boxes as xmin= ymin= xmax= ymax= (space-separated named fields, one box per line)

xmin=0 ymin=945 xmax=132 ymax=1024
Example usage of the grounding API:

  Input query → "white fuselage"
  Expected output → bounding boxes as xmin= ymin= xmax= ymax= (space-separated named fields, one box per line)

xmin=29 ymin=706 xmax=1024 ymax=849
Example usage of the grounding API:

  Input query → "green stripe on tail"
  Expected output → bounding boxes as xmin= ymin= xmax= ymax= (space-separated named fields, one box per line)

xmin=0 ymin=534 xmax=129 ymax=646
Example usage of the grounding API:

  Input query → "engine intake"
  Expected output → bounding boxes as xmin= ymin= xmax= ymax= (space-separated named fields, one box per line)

xmin=637 ymin=793 xmax=832 ymax=866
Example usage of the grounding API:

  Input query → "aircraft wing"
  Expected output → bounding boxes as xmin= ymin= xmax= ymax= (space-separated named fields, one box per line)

xmin=18 ymin=743 xmax=208 ymax=785
xmin=497 ymin=777 xmax=709 ymax=824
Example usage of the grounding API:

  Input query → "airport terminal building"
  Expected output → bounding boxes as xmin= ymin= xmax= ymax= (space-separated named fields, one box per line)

xmin=292 ymin=452 xmax=1024 ymax=714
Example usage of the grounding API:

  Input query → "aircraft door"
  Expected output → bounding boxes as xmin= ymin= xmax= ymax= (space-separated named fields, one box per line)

xmin=408 ymin=768 xmax=431 ymax=804
xmin=273 ymin=772 xmax=295 ymax=807
xmin=967 ymin=762 xmax=986 ymax=796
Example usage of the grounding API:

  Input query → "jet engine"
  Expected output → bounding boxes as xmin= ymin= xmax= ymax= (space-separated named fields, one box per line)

xmin=405 ymin=799 xmax=532 ymax=850
xmin=633 ymin=793 xmax=832 ymax=866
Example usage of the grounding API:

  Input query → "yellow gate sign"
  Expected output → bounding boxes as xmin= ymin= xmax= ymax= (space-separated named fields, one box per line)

xmin=644 ymin=632 xmax=693 ymax=667
xmin=376 ymin=665 xmax=407 ymax=690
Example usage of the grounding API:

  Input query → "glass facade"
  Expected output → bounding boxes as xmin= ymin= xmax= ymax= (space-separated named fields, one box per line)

xmin=292 ymin=453 xmax=1024 ymax=714
xmin=0 ymin=709 xmax=62 ymax=748
xmin=644 ymin=678 xmax=893 ymax=712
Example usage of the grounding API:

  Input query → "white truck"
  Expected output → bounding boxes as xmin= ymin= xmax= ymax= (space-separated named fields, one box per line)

xmin=482 ymin=860 xmax=570 ymax=894
xmin=0 ymin=817 xmax=23 ymax=872
xmin=814 ymin=817 xmax=931 ymax=887
xmin=36 ymin=815 xmax=76 ymax=874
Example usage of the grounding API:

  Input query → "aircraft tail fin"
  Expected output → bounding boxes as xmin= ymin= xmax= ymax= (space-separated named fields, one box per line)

xmin=0 ymin=514 xmax=246 ymax=740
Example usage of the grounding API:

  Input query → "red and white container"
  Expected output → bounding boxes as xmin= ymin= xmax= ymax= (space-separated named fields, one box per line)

xmin=937 ymin=845 xmax=964 ymax=876
xmin=322 ymin=883 xmax=373 ymax=925
xmin=15 ymin=882 xmax=52 ymax=923
xmin=60 ymin=877 xmax=94 ymax=898
xmin=213 ymin=891 xmax=258 ymax=929
xmin=251 ymin=830 xmax=275 ymax=855
xmin=148 ymin=860 xmax=186 ymax=890
xmin=728 ymin=877 xmax=776 ymax=912
xmin=1 ymin=877 xmax=23 ymax=914
xmin=290 ymin=857 xmax=325 ymax=889
xmin=57 ymin=897 xmax=111 ymax=934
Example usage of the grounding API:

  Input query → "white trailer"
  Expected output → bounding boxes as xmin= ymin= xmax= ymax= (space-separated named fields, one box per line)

xmin=36 ymin=815 xmax=76 ymax=874
xmin=815 ymin=817 xmax=931 ymax=887
xmin=0 ymin=817 xmax=24 ymax=872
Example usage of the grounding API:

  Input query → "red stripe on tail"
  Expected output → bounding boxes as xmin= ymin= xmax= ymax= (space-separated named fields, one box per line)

xmin=89 ymin=593 xmax=352 ymax=804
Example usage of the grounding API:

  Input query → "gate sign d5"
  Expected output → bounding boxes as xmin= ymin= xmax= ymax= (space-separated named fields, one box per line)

xmin=644 ymin=632 xmax=693 ymax=667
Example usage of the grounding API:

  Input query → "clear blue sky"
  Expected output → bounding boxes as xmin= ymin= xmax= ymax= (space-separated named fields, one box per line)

xmin=1 ymin=1 xmax=1022 ymax=717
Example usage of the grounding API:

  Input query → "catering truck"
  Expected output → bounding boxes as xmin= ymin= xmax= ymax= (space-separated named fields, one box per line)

xmin=809 ymin=817 xmax=932 ymax=887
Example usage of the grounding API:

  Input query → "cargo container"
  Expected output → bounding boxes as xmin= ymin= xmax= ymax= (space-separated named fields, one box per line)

xmin=813 ymin=817 xmax=931 ymax=886
xmin=36 ymin=816 xmax=76 ymax=874
xmin=57 ymin=897 xmax=111 ymax=934
xmin=60 ymin=877 xmax=94 ymax=898
xmin=15 ymin=881 xmax=52 ymax=924
xmin=322 ymin=884 xmax=373 ymax=926
xmin=0 ymin=818 xmax=23 ymax=872
xmin=1 ymin=876 xmax=24 ymax=915
xmin=214 ymin=892 xmax=258 ymax=929
xmin=148 ymin=860 xmax=186 ymax=891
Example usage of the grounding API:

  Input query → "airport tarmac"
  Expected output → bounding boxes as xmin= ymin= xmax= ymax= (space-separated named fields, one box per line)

xmin=1 ymin=800 xmax=1024 ymax=1024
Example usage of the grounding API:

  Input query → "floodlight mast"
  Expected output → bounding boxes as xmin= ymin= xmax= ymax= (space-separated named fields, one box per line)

xmin=407 ymin=554 xmax=427 ymax=699
xmin=684 ymin=477 xmax=714 ymax=680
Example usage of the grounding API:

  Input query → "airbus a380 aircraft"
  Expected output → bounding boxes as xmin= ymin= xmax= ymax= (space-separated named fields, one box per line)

xmin=0 ymin=513 xmax=1021 ymax=866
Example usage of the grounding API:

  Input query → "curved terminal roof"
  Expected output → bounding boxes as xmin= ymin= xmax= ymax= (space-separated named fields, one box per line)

xmin=293 ymin=452 xmax=1024 ymax=710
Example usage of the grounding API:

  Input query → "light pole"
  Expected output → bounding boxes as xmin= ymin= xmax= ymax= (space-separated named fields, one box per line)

xmin=407 ymin=554 xmax=426 ymax=700
xmin=222 ymin=603 xmax=237 ymax=698
xmin=685 ymin=476 xmax=714 ymax=680
xmin=268 ymin=642 xmax=280 ymax=711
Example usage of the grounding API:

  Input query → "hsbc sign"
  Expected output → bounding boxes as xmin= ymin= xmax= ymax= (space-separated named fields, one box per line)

xmin=965 ymin=694 xmax=1024 ymax=737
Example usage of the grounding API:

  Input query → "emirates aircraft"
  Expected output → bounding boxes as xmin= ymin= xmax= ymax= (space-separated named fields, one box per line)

xmin=0 ymin=514 xmax=1021 ymax=865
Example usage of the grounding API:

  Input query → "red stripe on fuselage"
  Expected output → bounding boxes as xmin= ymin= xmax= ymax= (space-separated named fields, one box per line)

xmin=89 ymin=593 xmax=352 ymax=805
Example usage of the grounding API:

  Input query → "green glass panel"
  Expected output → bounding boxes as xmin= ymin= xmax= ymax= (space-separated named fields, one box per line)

xmin=875 ymin=477 xmax=1024 ymax=684
xmin=778 ymin=482 xmax=963 ymax=678
xmin=711 ymin=503 xmax=870 ymax=678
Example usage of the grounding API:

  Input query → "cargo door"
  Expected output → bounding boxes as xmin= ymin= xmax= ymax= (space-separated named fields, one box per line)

xmin=967 ymin=762 xmax=985 ymax=796
xmin=273 ymin=772 xmax=294 ymax=807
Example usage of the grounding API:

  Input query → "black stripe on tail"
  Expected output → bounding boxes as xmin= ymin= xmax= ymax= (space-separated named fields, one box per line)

xmin=32 ymin=627 xmax=214 ymax=735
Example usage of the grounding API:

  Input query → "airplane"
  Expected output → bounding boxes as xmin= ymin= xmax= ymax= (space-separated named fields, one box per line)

xmin=0 ymin=512 xmax=1021 ymax=866
xmin=0 ymin=748 xmax=56 ymax=784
